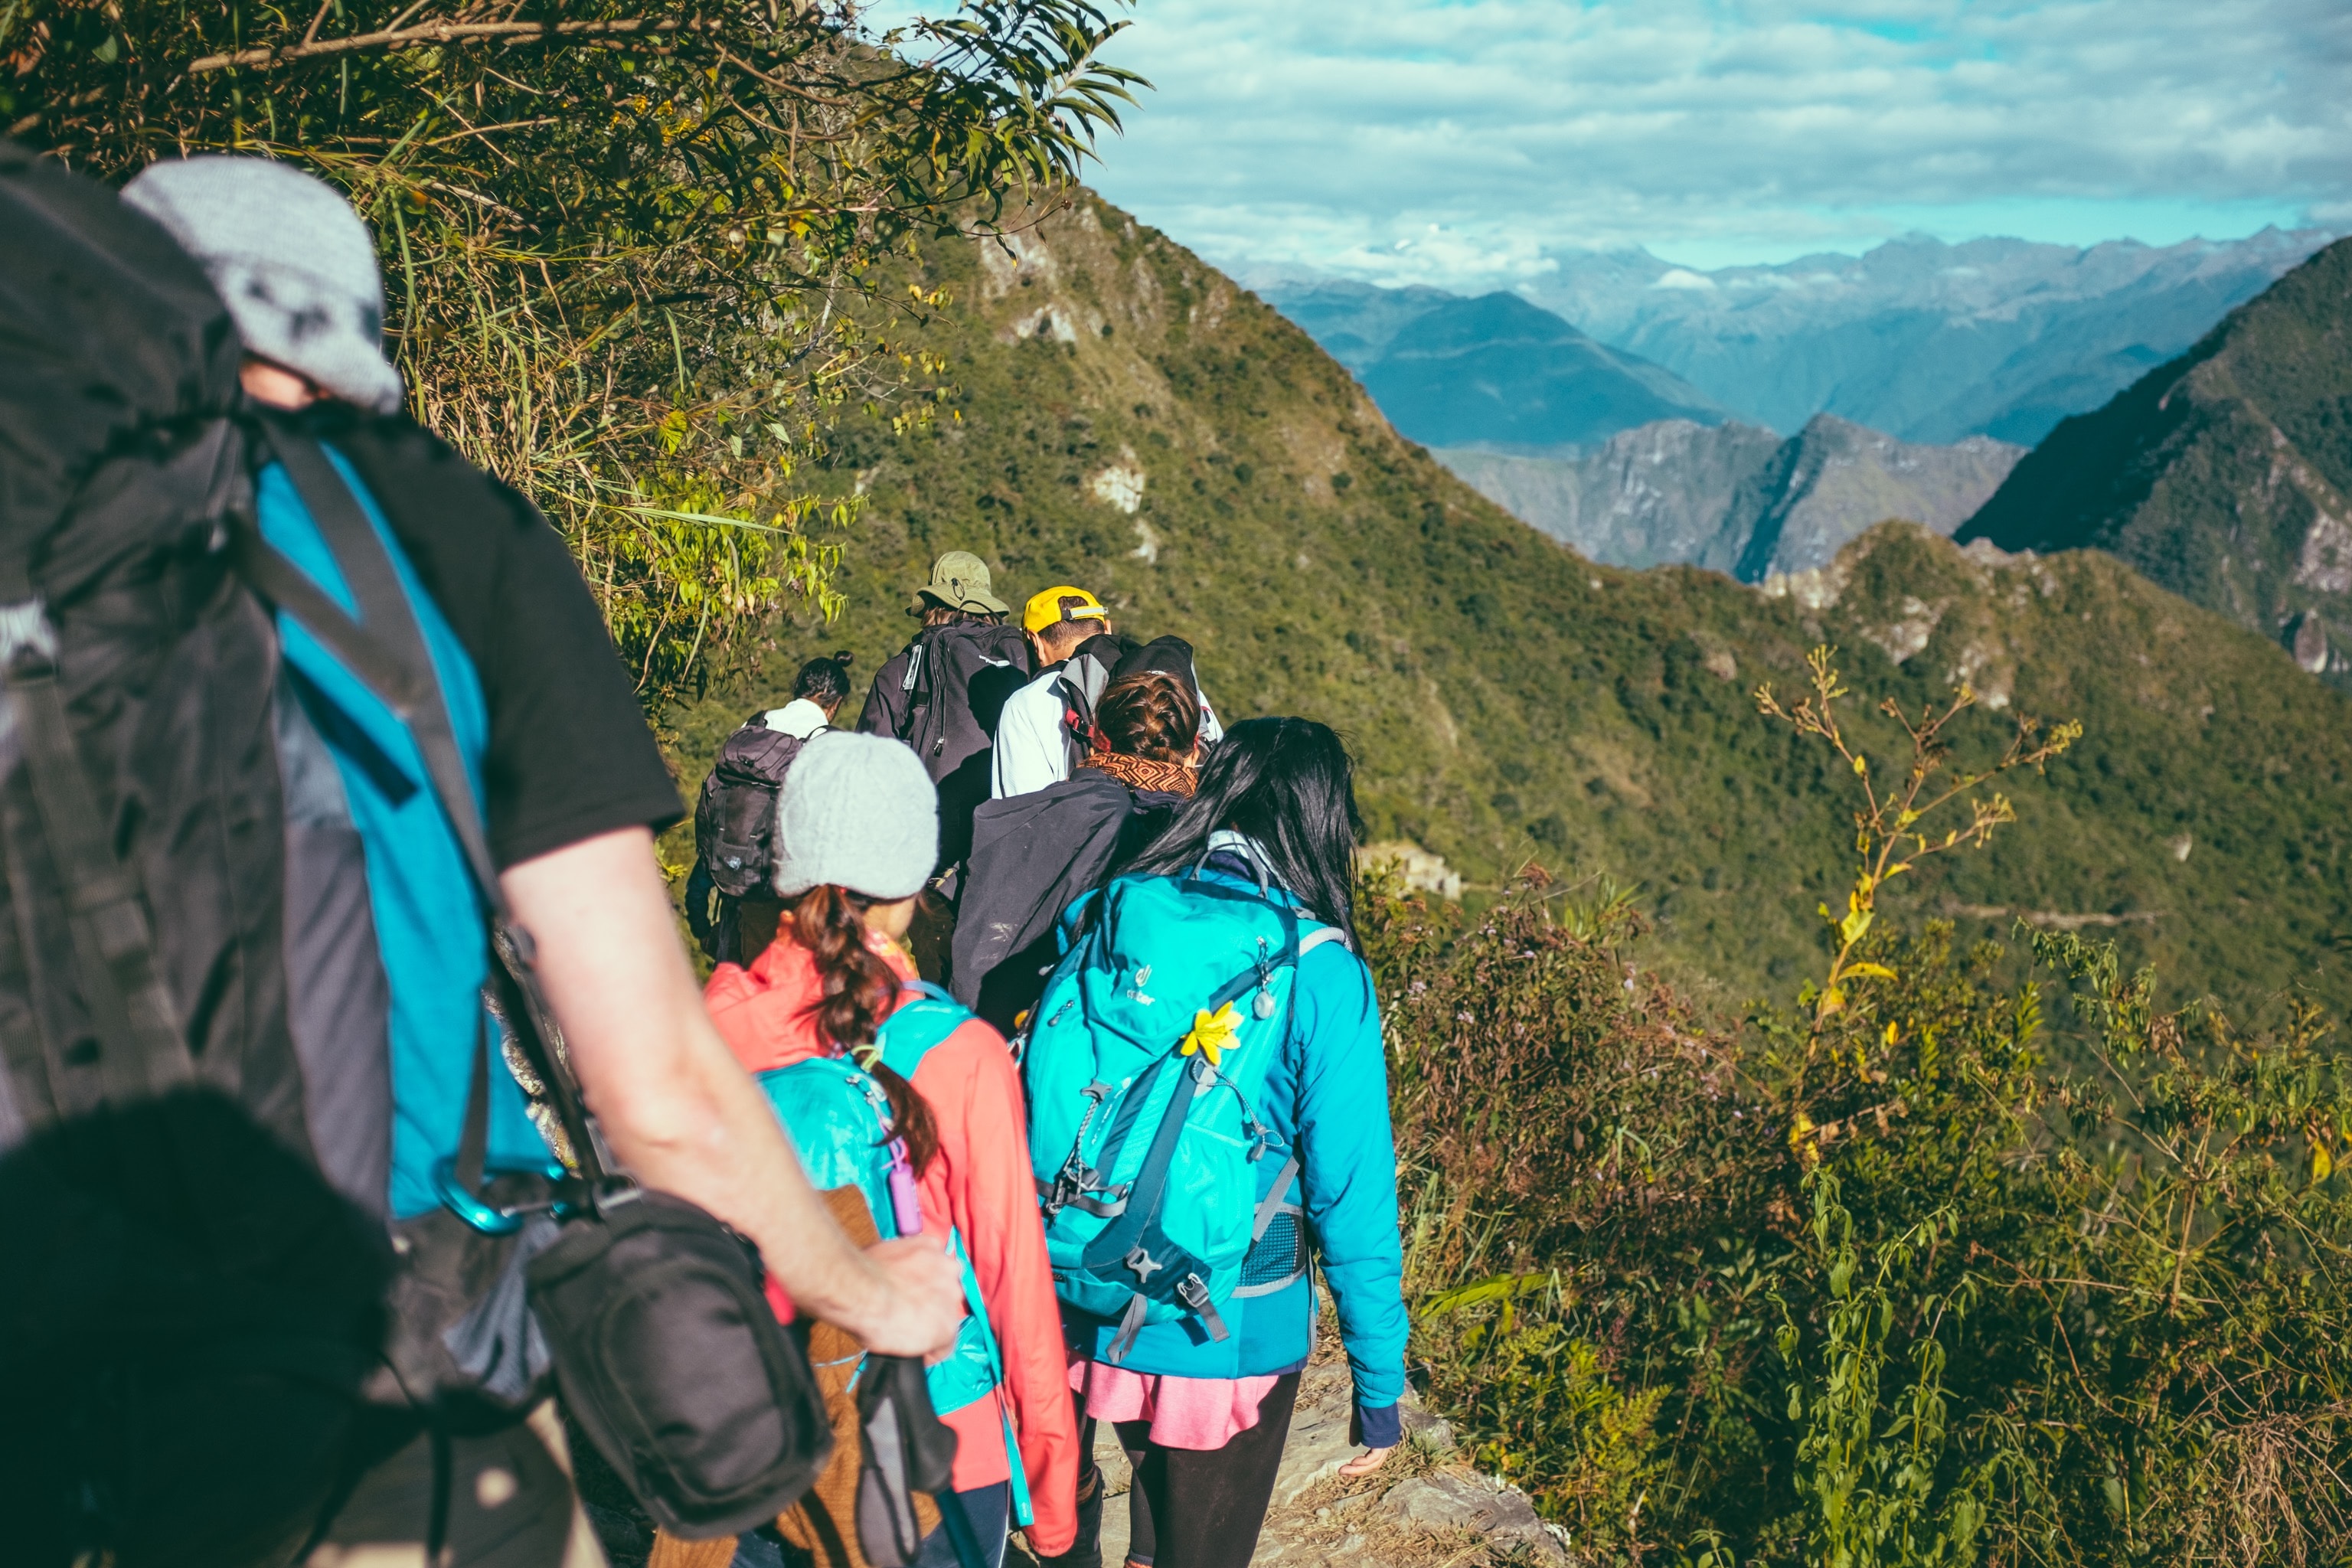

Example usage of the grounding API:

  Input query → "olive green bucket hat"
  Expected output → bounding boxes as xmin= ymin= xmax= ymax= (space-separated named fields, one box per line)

xmin=911 ymin=550 xmax=1010 ymax=615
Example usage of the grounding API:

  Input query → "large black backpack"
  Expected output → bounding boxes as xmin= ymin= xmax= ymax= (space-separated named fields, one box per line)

xmin=695 ymin=712 xmax=818 ymax=897
xmin=895 ymin=620 xmax=1032 ymax=784
xmin=0 ymin=145 xmax=394 ymax=1566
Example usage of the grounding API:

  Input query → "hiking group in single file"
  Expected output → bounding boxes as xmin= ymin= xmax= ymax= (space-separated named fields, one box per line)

xmin=0 ymin=149 xmax=1406 ymax=1568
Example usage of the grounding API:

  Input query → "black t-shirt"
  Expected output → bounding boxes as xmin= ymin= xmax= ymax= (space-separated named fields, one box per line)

xmin=305 ymin=407 xmax=682 ymax=868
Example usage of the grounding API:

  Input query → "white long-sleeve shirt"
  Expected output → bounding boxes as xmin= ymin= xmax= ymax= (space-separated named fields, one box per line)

xmin=991 ymin=666 xmax=1070 ymax=799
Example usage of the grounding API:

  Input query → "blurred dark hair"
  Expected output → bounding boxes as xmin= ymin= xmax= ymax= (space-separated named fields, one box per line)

xmin=1096 ymin=671 xmax=1198 ymax=762
xmin=1129 ymin=717 xmax=1364 ymax=946
xmin=789 ymin=885 xmax=939 ymax=1174
xmin=792 ymin=650 xmax=855 ymax=710
xmin=919 ymin=602 xmax=1004 ymax=628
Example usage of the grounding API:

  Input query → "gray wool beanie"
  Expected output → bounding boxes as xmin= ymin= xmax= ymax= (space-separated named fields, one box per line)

xmin=771 ymin=732 xmax=939 ymax=902
xmin=122 ymin=156 xmax=405 ymax=414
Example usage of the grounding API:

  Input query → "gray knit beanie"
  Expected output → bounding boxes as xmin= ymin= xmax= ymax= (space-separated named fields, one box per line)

xmin=122 ymin=156 xmax=404 ymax=414
xmin=772 ymin=732 xmax=939 ymax=901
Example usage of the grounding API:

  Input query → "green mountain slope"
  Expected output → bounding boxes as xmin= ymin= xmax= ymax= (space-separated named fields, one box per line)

xmin=675 ymin=197 xmax=2352 ymax=1015
xmin=1961 ymin=237 xmax=2352 ymax=684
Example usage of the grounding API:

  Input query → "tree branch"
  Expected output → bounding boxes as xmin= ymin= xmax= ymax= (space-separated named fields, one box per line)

xmin=187 ymin=14 xmax=705 ymax=74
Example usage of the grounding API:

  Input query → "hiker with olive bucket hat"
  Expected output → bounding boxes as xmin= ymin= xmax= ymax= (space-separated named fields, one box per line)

xmin=858 ymin=554 xmax=1033 ymax=885
xmin=858 ymin=552 xmax=1031 ymax=782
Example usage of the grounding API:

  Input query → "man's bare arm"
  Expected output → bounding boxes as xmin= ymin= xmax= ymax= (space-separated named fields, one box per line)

xmin=500 ymin=826 xmax=961 ymax=1356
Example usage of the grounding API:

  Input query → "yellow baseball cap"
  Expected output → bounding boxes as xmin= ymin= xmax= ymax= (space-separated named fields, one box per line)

xmin=1023 ymin=585 xmax=1109 ymax=635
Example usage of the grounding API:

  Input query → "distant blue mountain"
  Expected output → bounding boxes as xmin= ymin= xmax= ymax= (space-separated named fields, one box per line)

xmin=1257 ymin=228 xmax=2336 ymax=447
xmin=1322 ymin=290 xmax=1727 ymax=451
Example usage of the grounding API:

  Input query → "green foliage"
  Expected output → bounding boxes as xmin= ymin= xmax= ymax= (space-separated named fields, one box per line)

xmin=1362 ymin=657 xmax=2352 ymax=1566
xmin=4 ymin=0 xmax=1139 ymax=701
xmin=1775 ymin=1174 xmax=1982 ymax=1568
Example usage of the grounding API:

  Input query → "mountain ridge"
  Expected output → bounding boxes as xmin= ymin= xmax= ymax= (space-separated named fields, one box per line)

xmin=1259 ymin=228 xmax=2335 ymax=446
xmin=665 ymin=194 xmax=2352 ymax=1017
xmin=1436 ymin=415 xmax=2022 ymax=579
xmin=1350 ymin=291 xmax=1726 ymax=452
xmin=1958 ymin=235 xmax=2352 ymax=688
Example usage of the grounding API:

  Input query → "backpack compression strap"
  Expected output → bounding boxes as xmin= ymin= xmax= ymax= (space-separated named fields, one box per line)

xmin=233 ymin=427 xmax=608 ymax=1199
xmin=0 ymin=598 xmax=192 ymax=1116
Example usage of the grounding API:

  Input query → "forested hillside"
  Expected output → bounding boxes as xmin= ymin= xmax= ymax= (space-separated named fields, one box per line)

xmin=675 ymin=195 xmax=2352 ymax=1016
xmin=1962 ymin=236 xmax=2352 ymax=687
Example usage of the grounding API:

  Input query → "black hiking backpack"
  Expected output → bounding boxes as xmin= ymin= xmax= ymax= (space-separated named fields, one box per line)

xmin=0 ymin=152 xmax=837 ymax=1564
xmin=895 ymin=619 xmax=1031 ymax=784
xmin=695 ymin=712 xmax=818 ymax=898
xmin=0 ymin=145 xmax=395 ymax=1567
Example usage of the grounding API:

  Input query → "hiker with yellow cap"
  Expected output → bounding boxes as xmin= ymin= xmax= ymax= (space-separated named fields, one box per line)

xmin=991 ymin=586 xmax=1117 ymax=799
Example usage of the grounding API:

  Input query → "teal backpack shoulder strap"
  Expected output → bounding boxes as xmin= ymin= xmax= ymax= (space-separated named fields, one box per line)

xmin=874 ymin=980 xmax=1036 ymax=1526
xmin=875 ymin=981 xmax=971 ymax=1080
xmin=945 ymin=1226 xmax=1034 ymax=1527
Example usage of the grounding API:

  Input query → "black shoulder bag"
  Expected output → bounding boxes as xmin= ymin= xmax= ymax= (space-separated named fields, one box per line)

xmin=237 ymin=424 xmax=832 ymax=1539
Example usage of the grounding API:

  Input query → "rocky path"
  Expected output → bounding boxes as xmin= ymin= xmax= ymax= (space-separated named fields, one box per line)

xmin=1062 ymin=1357 xmax=1569 ymax=1568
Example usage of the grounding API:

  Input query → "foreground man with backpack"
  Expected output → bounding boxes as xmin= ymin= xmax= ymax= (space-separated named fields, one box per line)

xmin=1025 ymin=719 xmax=1406 ymax=1568
xmin=0 ymin=150 xmax=960 ymax=1567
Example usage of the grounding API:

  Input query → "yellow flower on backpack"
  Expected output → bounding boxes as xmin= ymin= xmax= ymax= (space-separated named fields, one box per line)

xmin=1178 ymin=1001 xmax=1243 ymax=1068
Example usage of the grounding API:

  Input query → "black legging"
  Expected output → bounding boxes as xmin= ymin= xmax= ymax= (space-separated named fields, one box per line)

xmin=1101 ymin=1371 xmax=1302 ymax=1568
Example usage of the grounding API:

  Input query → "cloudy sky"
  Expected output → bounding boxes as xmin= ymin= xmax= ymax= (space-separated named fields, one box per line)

xmin=1001 ymin=0 xmax=2352 ymax=286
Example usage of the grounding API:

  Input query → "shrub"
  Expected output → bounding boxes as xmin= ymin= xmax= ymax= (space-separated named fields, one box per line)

xmin=1370 ymin=651 xmax=2352 ymax=1565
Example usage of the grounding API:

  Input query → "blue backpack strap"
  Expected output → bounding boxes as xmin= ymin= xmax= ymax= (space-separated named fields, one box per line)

xmin=874 ymin=982 xmax=1034 ymax=1521
xmin=944 ymin=1226 xmax=1034 ymax=1527
xmin=874 ymin=981 xmax=972 ymax=1079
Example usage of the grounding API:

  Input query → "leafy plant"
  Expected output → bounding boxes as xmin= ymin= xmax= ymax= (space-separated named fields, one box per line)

xmin=1774 ymin=1172 xmax=1981 ymax=1568
xmin=1363 ymin=649 xmax=2352 ymax=1566
xmin=4 ymin=0 xmax=1140 ymax=701
xmin=1756 ymin=646 xmax=2079 ymax=1053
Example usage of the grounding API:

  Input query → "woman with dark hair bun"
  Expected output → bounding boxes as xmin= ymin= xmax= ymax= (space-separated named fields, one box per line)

xmin=789 ymin=648 xmax=858 ymax=720
xmin=1037 ymin=717 xmax=1404 ymax=1568
xmin=705 ymin=733 xmax=1079 ymax=1568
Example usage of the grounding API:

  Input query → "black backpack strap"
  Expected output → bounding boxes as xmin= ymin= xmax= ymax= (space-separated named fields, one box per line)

xmin=234 ymin=425 xmax=609 ymax=1193
xmin=0 ymin=597 xmax=192 ymax=1112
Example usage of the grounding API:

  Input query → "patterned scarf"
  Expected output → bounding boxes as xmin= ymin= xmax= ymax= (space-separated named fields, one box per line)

xmin=1080 ymin=750 xmax=1198 ymax=798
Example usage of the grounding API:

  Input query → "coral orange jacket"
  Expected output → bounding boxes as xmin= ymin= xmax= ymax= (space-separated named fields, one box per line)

xmin=705 ymin=932 xmax=1080 ymax=1555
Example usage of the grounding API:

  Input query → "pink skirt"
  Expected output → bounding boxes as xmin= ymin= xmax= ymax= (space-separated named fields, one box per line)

xmin=1069 ymin=1359 xmax=1280 ymax=1452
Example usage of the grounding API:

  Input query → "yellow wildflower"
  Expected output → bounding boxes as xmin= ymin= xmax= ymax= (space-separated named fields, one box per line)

xmin=1178 ymin=1001 xmax=1243 ymax=1068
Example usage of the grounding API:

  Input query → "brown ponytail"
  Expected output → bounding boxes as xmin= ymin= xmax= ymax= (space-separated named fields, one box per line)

xmin=791 ymin=884 xmax=941 ymax=1174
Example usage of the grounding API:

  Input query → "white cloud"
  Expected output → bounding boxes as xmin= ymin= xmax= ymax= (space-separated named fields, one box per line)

xmin=1055 ymin=0 xmax=2352 ymax=280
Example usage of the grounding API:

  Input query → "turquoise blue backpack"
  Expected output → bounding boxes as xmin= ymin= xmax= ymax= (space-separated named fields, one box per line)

xmin=756 ymin=982 xmax=1031 ymax=1525
xmin=1024 ymin=866 xmax=1342 ymax=1359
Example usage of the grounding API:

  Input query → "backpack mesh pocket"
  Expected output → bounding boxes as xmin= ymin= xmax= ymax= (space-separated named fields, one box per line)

xmin=1240 ymin=1210 xmax=1307 ymax=1292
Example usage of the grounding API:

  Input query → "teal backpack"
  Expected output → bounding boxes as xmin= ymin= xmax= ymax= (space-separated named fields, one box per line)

xmin=1024 ymin=864 xmax=1343 ymax=1359
xmin=756 ymin=982 xmax=1031 ymax=1525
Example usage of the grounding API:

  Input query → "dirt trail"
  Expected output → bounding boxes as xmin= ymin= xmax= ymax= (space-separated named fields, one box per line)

xmin=1060 ymin=1359 xmax=1570 ymax=1568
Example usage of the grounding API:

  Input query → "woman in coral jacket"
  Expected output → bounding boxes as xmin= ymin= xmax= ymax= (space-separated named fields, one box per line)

xmin=704 ymin=731 xmax=1080 ymax=1568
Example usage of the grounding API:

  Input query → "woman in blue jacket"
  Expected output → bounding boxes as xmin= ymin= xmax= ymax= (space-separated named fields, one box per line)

xmin=1058 ymin=717 xmax=1406 ymax=1568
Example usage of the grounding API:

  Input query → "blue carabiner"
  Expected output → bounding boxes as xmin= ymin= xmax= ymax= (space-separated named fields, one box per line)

xmin=432 ymin=1157 xmax=570 ymax=1236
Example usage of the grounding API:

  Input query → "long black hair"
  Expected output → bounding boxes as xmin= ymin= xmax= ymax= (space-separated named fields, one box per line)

xmin=1126 ymin=717 xmax=1364 ymax=946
